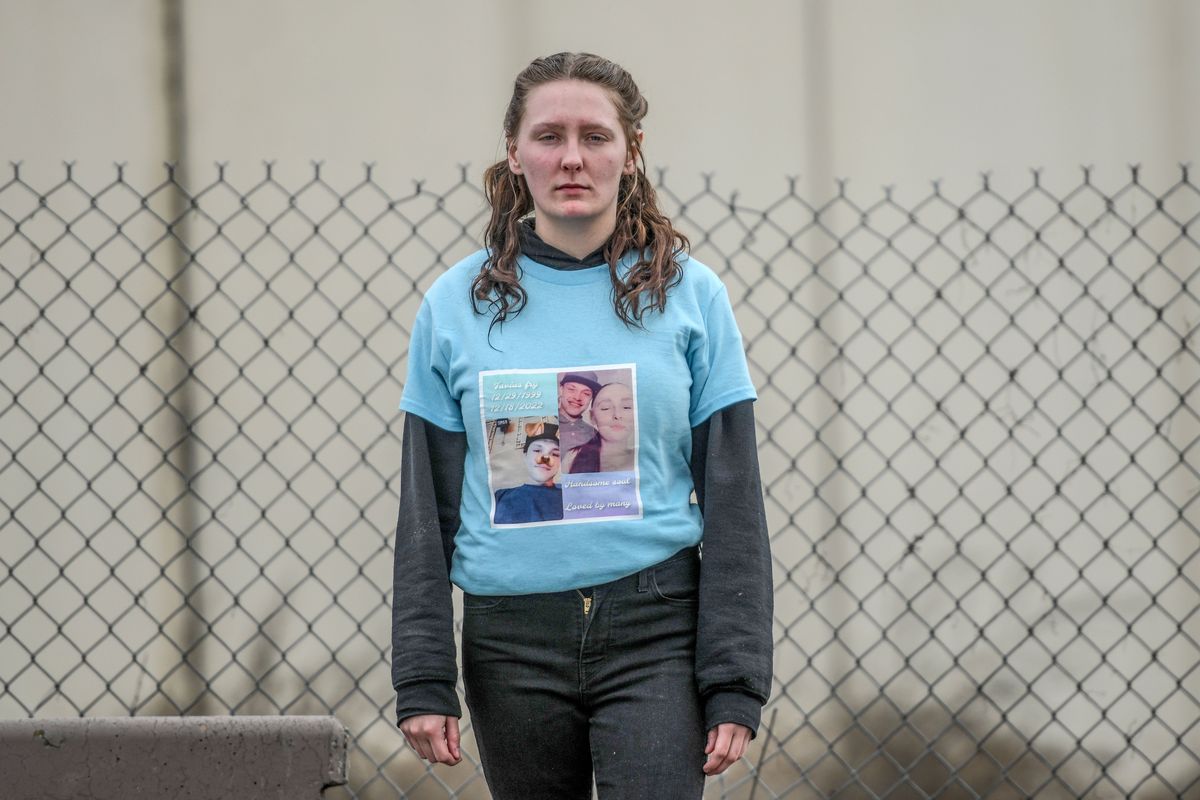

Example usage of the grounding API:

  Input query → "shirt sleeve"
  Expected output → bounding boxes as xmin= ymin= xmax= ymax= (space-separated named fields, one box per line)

xmin=690 ymin=399 xmax=774 ymax=737
xmin=399 ymin=298 xmax=465 ymax=432
xmin=391 ymin=412 xmax=467 ymax=723
xmin=687 ymin=283 xmax=757 ymax=427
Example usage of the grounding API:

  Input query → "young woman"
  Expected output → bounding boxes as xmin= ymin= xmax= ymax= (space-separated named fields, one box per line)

xmin=392 ymin=52 xmax=772 ymax=799
xmin=564 ymin=381 xmax=635 ymax=474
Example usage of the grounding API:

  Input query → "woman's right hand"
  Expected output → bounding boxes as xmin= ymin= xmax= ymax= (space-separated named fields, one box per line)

xmin=399 ymin=714 xmax=462 ymax=765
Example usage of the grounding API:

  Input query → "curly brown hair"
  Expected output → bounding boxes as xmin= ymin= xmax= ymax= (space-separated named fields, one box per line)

xmin=472 ymin=52 xmax=689 ymax=334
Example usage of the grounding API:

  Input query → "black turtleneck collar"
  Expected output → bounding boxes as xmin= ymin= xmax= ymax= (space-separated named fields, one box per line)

xmin=518 ymin=219 xmax=609 ymax=270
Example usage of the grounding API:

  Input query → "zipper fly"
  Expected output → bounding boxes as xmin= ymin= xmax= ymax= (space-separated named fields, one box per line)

xmin=576 ymin=589 xmax=592 ymax=616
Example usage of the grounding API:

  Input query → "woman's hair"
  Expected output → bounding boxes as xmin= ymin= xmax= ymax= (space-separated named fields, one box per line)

xmin=472 ymin=52 xmax=688 ymax=333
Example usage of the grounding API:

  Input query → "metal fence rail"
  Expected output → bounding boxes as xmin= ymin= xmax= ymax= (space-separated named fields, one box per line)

xmin=1 ymin=161 xmax=1198 ymax=799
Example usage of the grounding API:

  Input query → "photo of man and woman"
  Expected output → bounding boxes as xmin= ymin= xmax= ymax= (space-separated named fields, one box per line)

xmin=481 ymin=365 xmax=642 ymax=527
xmin=555 ymin=370 xmax=636 ymax=475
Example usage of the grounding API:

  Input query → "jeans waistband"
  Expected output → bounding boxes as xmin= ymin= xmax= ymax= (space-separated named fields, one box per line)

xmin=577 ymin=545 xmax=699 ymax=596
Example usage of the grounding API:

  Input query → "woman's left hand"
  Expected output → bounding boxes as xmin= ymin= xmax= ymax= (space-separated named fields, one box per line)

xmin=703 ymin=722 xmax=752 ymax=775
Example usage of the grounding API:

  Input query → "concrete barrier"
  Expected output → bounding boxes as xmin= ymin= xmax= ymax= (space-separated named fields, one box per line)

xmin=0 ymin=716 xmax=348 ymax=799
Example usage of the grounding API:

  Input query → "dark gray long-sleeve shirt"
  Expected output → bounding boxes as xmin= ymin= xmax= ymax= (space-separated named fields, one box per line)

xmin=391 ymin=225 xmax=773 ymax=734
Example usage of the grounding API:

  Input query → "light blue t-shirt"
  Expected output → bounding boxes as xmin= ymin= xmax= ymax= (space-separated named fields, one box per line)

xmin=399 ymin=249 xmax=756 ymax=594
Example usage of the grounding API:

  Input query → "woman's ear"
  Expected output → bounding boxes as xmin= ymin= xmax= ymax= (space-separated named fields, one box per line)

xmin=624 ymin=130 xmax=643 ymax=175
xmin=508 ymin=140 xmax=522 ymax=175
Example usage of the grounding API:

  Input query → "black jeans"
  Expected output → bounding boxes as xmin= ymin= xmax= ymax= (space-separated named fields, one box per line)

xmin=461 ymin=546 xmax=707 ymax=800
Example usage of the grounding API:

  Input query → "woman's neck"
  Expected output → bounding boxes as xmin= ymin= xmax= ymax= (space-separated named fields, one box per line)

xmin=534 ymin=214 xmax=616 ymax=260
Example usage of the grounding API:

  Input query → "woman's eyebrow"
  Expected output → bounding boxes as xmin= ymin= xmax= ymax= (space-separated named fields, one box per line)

xmin=529 ymin=120 xmax=617 ymax=135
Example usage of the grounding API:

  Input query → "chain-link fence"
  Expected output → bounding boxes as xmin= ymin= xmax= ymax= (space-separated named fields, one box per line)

xmin=1 ymin=161 xmax=1198 ymax=798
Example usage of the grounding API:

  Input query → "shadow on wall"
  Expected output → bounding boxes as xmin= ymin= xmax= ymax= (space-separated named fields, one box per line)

xmin=327 ymin=663 xmax=1200 ymax=800
xmin=220 ymin=599 xmax=489 ymax=800
xmin=733 ymin=687 xmax=1200 ymax=800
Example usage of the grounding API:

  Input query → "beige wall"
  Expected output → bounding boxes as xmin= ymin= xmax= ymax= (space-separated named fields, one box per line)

xmin=3 ymin=0 xmax=1197 ymax=196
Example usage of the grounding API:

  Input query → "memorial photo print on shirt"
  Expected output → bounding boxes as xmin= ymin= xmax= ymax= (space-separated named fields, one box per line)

xmin=480 ymin=364 xmax=642 ymax=527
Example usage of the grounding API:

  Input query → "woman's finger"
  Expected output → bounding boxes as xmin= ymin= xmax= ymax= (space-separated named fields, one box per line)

xmin=729 ymin=726 xmax=751 ymax=762
xmin=705 ymin=723 xmax=754 ymax=775
xmin=411 ymin=726 xmax=461 ymax=765
xmin=705 ymin=727 xmax=716 ymax=754
xmin=446 ymin=717 xmax=462 ymax=762
xmin=703 ymin=725 xmax=734 ymax=775
xmin=400 ymin=715 xmax=463 ymax=765
xmin=428 ymin=730 xmax=454 ymax=764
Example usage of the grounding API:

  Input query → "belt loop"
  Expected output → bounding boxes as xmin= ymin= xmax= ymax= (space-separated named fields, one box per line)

xmin=637 ymin=567 xmax=650 ymax=593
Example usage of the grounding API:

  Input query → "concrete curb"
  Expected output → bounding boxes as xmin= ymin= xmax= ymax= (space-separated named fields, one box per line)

xmin=0 ymin=716 xmax=349 ymax=799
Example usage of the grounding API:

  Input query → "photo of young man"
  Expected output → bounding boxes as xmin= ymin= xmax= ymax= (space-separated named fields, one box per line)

xmin=556 ymin=371 xmax=602 ymax=452
xmin=492 ymin=421 xmax=564 ymax=525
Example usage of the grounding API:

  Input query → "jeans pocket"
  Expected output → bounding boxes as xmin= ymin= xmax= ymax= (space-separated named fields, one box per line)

xmin=462 ymin=592 xmax=508 ymax=613
xmin=649 ymin=555 xmax=700 ymax=607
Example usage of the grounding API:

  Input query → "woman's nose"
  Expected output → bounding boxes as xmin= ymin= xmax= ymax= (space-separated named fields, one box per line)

xmin=561 ymin=141 xmax=582 ymax=169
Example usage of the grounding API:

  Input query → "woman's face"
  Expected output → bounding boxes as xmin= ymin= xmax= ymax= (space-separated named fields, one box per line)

xmin=524 ymin=438 xmax=560 ymax=486
xmin=590 ymin=383 xmax=634 ymax=445
xmin=507 ymin=79 xmax=637 ymax=232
